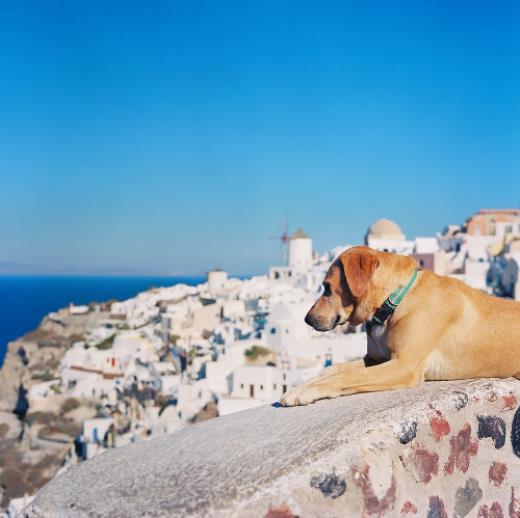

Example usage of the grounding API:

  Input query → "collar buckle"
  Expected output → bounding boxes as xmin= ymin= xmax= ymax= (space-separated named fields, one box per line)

xmin=368 ymin=269 xmax=419 ymax=327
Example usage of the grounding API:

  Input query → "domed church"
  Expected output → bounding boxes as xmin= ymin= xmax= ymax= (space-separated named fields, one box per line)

xmin=365 ymin=218 xmax=414 ymax=254
xmin=365 ymin=218 xmax=406 ymax=243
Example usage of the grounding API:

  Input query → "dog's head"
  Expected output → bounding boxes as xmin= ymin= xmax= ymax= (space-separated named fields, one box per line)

xmin=305 ymin=246 xmax=380 ymax=331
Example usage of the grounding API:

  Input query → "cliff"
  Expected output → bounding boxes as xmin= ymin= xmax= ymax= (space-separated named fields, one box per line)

xmin=0 ymin=313 xmax=96 ymax=509
xmin=0 ymin=313 xmax=84 ymax=412
xmin=24 ymin=378 xmax=520 ymax=517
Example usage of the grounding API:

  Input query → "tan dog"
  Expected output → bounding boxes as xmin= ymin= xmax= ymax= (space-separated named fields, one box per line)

xmin=280 ymin=245 xmax=520 ymax=406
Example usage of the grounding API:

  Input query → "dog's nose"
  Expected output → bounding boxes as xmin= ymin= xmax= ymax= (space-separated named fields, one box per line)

xmin=304 ymin=313 xmax=313 ymax=326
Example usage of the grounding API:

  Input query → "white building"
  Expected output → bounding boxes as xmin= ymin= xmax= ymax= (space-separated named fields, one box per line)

xmin=69 ymin=304 xmax=89 ymax=315
xmin=365 ymin=219 xmax=414 ymax=254
xmin=71 ymin=374 xmax=120 ymax=403
xmin=208 ymin=269 xmax=228 ymax=294
xmin=205 ymin=339 xmax=253 ymax=394
xmin=144 ymin=405 xmax=184 ymax=436
xmin=264 ymin=301 xmax=367 ymax=365
xmin=221 ymin=300 xmax=247 ymax=321
xmin=81 ymin=417 xmax=114 ymax=459
xmin=288 ymin=228 xmax=313 ymax=271
xmin=269 ymin=228 xmax=315 ymax=289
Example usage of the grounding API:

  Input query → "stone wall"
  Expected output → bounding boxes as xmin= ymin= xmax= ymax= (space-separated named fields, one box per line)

xmin=24 ymin=378 xmax=520 ymax=517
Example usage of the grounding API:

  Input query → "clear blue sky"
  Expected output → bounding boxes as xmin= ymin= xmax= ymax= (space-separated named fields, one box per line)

xmin=1 ymin=1 xmax=519 ymax=275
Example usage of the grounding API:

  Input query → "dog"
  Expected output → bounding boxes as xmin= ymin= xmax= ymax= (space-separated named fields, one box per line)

xmin=280 ymin=245 xmax=520 ymax=406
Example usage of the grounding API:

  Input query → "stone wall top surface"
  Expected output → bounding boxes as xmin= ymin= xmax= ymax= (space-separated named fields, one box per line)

xmin=24 ymin=378 xmax=520 ymax=518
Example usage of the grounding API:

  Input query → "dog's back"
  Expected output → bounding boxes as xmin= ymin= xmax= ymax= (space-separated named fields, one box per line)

xmin=417 ymin=269 xmax=520 ymax=380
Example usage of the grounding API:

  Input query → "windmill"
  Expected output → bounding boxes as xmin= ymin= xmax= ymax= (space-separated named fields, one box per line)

xmin=268 ymin=216 xmax=290 ymax=264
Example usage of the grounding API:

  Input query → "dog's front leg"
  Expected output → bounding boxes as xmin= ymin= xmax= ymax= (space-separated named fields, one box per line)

xmin=280 ymin=359 xmax=368 ymax=406
xmin=280 ymin=357 xmax=425 ymax=406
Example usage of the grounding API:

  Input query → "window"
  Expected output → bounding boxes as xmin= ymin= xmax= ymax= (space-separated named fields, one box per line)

xmin=273 ymin=384 xmax=276 ymax=390
xmin=260 ymin=385 xmax=263 ymax=390
xmin=240 ymin=383 xmax=244 ymax=389
xmin=270 ymin=328 xmax=276 ymax=335
xmin=283 ymin=373 xmax=286 ymax=381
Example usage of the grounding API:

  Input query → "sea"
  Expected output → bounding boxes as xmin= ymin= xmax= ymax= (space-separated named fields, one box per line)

xmin=0 ymin=275 xmax=205 ymax=367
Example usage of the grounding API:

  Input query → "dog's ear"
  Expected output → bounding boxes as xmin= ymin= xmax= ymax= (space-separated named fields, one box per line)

xmin=339 ymin=251 xmax=379 ymax=298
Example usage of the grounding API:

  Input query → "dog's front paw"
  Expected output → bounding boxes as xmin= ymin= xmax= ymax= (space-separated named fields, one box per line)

xmin=280 ymin=384 xmax=323 ymax=407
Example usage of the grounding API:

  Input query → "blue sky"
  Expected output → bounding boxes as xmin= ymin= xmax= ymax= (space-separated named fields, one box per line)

xmin=1 ymin=1 xmax=519 ymax=275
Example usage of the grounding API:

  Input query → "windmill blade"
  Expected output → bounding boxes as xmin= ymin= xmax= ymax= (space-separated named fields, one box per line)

xmin=267 ymin=216 xmax=291 ymax=263
xmin=281 ymin=214 xmax=289 ymax=243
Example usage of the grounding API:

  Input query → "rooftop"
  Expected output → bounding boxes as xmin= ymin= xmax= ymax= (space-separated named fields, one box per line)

xmin=478 ymin=209 xmax=520 ymax=215
xmin=366 ymin=218 xmax=404 ymax=240
xmin=291 ymin=228 xmax=309 ymax=239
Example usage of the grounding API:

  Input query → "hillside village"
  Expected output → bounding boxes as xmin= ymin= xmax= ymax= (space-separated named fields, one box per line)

xmin=1 ymin=209 xmax=520 ymax=515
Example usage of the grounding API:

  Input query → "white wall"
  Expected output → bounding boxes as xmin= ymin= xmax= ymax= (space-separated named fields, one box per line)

xmin=366 ymin=238 xmax=414 ymax=254
xmin=231 ymin=365 xmax=284 ymax=401
xmin=288 ymin=237 xmax=313 ymax=271
xmin=208 ymin=270 xmax=228 ymax=294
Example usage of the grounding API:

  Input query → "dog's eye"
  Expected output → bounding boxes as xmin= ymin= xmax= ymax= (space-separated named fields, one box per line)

xmin=322 ymin=282 xmax=332 ymax=296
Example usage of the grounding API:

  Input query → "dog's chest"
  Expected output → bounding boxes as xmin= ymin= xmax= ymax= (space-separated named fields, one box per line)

xmin=366 ymin=323 xmax=391 ymax=362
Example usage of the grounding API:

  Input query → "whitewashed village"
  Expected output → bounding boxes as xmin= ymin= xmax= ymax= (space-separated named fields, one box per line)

xmin=2 ymin=208 xmax=520 ymax=515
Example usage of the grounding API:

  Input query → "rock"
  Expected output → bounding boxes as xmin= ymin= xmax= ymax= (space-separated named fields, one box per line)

xmin=0 ymin=411 xmax=21 ymax=440
xmin=24 ymin=379 xmax=520 ymax=518
xmin=0 ymin=315 xmax=91 ymax=412
xmin=0 ymin=340 xmax=27 ymax=411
